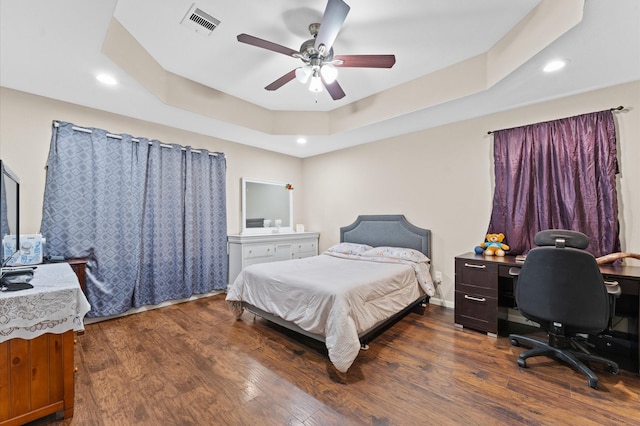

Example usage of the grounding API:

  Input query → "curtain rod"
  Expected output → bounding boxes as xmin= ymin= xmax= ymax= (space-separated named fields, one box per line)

xmin=486 ymin=106 xmax=624 ymax=135
xmin=52 ymin=121 xmax=218 ymax=156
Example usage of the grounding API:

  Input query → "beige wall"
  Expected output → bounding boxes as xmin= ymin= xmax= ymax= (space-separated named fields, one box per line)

xmin=0 ymin=87 xmax=304 ymax=236
xmin=302 ymin=81 xmax=640 ymax=307
xmin=1 ymin=82 xmax=638 ymax=308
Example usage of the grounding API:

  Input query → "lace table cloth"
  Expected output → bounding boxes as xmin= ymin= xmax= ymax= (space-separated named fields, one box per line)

xmin=0 ymin=263 xmax=91 ymax=342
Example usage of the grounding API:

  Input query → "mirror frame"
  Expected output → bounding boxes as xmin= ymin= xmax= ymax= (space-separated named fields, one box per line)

xmin=241 ymin=177 xmax=293 ymax=234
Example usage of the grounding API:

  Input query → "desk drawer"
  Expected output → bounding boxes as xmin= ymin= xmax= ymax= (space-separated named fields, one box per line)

xmin=456 ymin=260 xmax=498 ymax=288
xmin=603 ymin=276 xmax=639 ymax=296
xmin=454 ymin=290 xmax=498 ymax=335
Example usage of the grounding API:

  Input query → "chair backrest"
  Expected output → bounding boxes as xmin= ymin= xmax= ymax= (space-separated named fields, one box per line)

xmin=516 ymin=230 xmax=609 ymax=334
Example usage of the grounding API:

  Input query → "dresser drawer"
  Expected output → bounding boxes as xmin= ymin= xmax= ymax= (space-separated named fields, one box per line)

xmin=454 ymin=290 xmax=498 ymax=335
xmin=294 ymin=240 xmax=317 ymax=254
xmin=243 ymin=244 xmax=275 ymax=259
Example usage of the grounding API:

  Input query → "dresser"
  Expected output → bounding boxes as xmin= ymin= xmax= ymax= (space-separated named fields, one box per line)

xmin=454 ymin=252 xmax=640 ymax=373
xmin=0 ymin=263 xmax=90 ymax=425
xmin=227 ymin=232 xmax=319 ymax=285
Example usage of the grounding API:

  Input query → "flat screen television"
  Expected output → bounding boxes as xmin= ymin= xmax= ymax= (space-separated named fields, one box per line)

xmin=1 ymin=159 xmax=20 ymax=267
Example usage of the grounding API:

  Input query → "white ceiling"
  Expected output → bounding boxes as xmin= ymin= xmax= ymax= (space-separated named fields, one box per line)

xmin=1 ymin=0 xmax=639 ymax=158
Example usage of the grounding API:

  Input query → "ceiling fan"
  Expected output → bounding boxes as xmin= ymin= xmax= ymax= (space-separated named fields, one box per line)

xmin=237 ymin=0 xmax=396 ymax=100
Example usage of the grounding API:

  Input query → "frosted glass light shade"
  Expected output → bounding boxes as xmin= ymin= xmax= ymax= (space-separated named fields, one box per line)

xmin=320 ymin=64 xmax=337 ymax=84
xmin=295 ymin=66 xmax=312 ymax=83
xmin=308 ymin=76 xmax=323 ymax=92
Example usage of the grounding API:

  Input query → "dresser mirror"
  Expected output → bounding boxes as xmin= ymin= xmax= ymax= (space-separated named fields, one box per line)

xmin=241 ymin=178 xmax=293 ymax=234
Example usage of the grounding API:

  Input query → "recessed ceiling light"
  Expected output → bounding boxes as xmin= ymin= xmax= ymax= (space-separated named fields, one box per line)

xmin=543 ymin=59 xmax=567 ymax=73
xmin=296 ymin=137 xmax=307 ymax=145
xmin=96 ymin=73 xmax=118 ymax=85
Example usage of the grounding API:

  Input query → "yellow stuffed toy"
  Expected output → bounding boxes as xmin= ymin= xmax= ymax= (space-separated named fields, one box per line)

xmin=475 ymin=233 xmax=510 ymax=257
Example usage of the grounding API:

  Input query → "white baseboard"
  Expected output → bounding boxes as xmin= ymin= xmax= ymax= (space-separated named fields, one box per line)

xmin=84 ymin=290 xmax=225 ymax=324
xmin=429 ymin=297 xmax=454 ymax=309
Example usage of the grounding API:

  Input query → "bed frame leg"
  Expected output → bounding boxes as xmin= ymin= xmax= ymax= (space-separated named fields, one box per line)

xmin=360 ymin=343 xmax=370 ymax=350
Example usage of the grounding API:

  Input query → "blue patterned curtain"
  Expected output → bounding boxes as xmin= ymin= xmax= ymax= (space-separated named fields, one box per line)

xmin=41 ymin=122 xmax=227 ymax=317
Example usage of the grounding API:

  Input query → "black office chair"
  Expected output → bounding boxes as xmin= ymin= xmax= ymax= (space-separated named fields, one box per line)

xmin=509 ymin=230 xmax=620 ymax=389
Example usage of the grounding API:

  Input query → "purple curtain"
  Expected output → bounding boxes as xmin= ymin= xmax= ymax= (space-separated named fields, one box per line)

xmin=487 ymin=110 xmax=620 ymax=257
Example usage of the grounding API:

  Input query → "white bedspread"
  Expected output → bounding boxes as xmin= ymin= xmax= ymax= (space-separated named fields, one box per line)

xmin=225 ymin=253 xmax=432 ymax=372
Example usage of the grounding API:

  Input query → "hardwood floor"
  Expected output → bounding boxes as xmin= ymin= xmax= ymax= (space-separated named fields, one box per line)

xmin=30 ymin=294 xmax=639 ymax=425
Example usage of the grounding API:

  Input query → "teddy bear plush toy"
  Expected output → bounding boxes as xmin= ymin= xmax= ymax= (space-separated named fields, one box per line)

xmin=474 ymin=233 xmax=510 ymax=257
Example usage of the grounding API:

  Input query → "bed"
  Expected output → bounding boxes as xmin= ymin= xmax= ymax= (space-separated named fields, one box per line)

xmin=225 ymin=215 xmax=434 ymax=372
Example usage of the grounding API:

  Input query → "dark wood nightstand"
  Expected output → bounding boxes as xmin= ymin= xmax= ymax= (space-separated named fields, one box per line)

xmin=44 ymin=258 xmax=88 ymax=294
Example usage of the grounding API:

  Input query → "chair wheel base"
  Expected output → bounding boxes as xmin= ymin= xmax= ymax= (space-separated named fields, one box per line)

xmin=509 ymin=333 xmax=619 ymax=390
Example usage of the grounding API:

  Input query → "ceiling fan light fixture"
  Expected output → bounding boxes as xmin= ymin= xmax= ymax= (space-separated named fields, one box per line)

xmin=295 ymin=66 xmax=312 ymax=83
xmin=308 ymin=76 xmax=323 ymax=93
xmin=236 ymin=0 xmax=394 ymax=100
xmin=320 ymin=64 xmax=338 ymax=84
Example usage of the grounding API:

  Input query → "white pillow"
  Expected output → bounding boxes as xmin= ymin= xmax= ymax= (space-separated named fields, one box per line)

xmin=325 ymin=242 xmax=373 ymax=256
xmin=362 ymin=246 xmax=430 ymax=263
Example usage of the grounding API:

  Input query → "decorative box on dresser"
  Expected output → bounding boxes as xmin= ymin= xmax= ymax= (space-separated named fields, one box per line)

xmin=227 ymin=232 xmax=319 ymax=285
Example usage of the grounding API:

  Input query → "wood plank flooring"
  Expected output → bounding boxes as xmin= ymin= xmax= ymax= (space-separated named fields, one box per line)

xmin=29 ymin=294 xmax=639 ymax=425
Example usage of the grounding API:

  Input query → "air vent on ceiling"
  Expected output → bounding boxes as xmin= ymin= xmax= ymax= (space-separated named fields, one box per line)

xmin=180 ymin=3 xmax=220 ymax=37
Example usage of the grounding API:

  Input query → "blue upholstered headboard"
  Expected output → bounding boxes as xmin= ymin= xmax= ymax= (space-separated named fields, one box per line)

xmin=340 ymin=215 xmax=432 ymax=259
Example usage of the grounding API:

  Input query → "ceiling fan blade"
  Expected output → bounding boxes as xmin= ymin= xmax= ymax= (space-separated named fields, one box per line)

xmin=314 ymin=0 xmax=350 ymax=54
xmin=265 ymin=70 xmax=297 ymax=91
xmin=334 ymin=55 xmax=396 ymax=68
xmin=237 ymin=33 xmax=298 ymax=57
xmin=323 ymin=79 xmax=346 ymax=100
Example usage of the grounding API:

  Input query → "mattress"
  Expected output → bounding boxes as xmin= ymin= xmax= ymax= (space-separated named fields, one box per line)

xmin=226 ymin=251 xmax=433 ymax=372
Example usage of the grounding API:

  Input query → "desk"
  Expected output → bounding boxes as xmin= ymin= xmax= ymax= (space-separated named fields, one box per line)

xmin=0 ymin=263 xmax=91 ymax=425
xmin=454 ymin=252 xmax=640 ymax=373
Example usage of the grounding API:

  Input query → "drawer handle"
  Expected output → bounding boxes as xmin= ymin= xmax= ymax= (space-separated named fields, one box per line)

xmin=464 ymin=263 xmax=486 ymax=269
xmin=604 ymin=280 xmax=619 ymax=286
xmin=464 ymin=295 xmax=486 ymax=302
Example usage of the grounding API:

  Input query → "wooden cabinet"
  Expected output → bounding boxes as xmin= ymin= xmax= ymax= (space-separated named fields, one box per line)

xmin=0 ymin=331 xmax=75 ymax=426
xmin=44 ymin=258 xmax=88 ymax=294
xmin=0 ymin=264 xmax=89 ymax=425
xmin=66 ymin=258 xmax=87 ymax=293
xmin=454 ymin=255 xmax=500 ymax=336
xmin=228 ymin=232 xmax=319 ymax=285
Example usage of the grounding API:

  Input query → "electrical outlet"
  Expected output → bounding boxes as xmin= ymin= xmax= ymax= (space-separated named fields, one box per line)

xmin=435 ymin=271 xmax=442 ymax=283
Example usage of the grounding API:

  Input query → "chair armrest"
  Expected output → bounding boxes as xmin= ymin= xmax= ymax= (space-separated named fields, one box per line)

xmin=604 ymin=280 xmax=622 ymax=298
